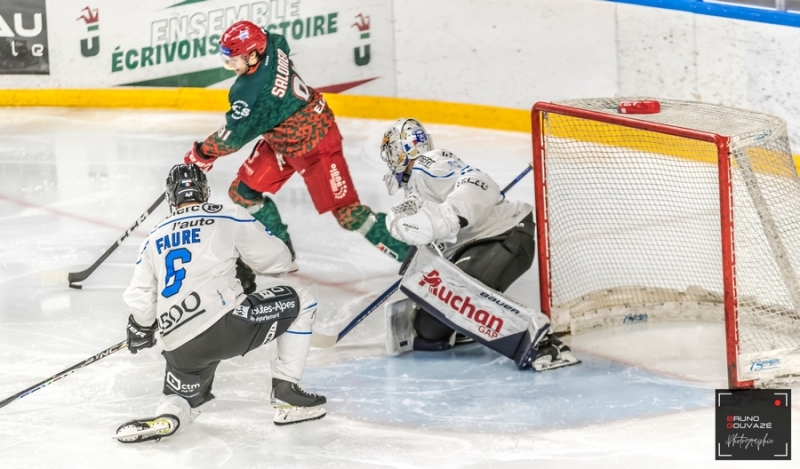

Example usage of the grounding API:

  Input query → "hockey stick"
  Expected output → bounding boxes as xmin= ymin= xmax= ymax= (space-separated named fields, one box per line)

xmin=67 ymin=193 xmax=166 ymax=289
xmin=0 ymin=340 xmax=127 ymax=410
xmin=309 ymin=163 xmax=533 ymax=348
xmin=501 ymin=163 xmax=532 ymax=196
xmin=310 ymin=279 xmax=402 ymax=348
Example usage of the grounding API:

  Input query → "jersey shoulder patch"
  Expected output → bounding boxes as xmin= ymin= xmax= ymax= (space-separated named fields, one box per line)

xmin=201 ymin=203 xmax=223 ymax=213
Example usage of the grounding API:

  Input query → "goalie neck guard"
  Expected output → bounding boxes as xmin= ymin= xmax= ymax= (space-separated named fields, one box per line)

xmin=166 ymin=164 xmax=211 ymax=208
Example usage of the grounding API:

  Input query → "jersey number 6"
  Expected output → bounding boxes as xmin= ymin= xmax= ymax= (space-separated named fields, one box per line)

xmin=162 ymin=248 xmax=192 ymax=298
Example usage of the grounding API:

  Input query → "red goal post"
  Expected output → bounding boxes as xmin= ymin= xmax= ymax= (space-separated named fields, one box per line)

xmin=531 ymin=98 xmax=800 ymax=389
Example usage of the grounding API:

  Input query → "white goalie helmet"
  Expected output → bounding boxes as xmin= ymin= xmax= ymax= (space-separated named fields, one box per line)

xmin=380 ymin=118 xmax=433 ymax=195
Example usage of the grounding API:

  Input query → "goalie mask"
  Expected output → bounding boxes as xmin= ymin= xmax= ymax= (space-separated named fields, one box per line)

xmin=166 ymin=164 xmax=211 ymax=208
xmin=380 ymin=118 xmax=433 ymax=195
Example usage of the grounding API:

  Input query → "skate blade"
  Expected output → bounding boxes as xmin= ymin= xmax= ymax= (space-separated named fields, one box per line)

xmin=273 ymin=405 xmax=326 ymax=426
xmin=533 ymin=355 xmax=581 ymax=372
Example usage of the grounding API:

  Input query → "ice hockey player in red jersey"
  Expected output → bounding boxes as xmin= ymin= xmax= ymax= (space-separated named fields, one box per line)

xmin=184 ymin=20 xmax=407 ymax=267
xmin=114 ymin=164 xmax=326 ymax=443
xmin=380 ymin=118 xmax=579 ymax=372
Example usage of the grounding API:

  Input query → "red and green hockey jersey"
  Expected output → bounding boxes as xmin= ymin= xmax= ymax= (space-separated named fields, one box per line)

xmin=199 ymin=31 xmax=336 ymax=160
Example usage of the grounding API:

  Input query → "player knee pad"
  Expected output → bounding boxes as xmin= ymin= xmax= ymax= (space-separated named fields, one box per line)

xmin=228 ymin=177 xmax=265 ymax=214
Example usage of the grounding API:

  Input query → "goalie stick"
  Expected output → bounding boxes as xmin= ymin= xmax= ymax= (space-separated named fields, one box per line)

xmin=67 ymin=193 xmax=165 ymax=289
xmin=501 ymin=163 xmax=532 ymax=195
xmin=0 ymin=340 xmax=127 ymax=410
xmin=310 ymin=162 xmax=533 ymax=348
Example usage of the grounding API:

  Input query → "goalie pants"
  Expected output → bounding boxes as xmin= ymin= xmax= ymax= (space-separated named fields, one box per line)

xmin=161 ymin=287 xmax=316 ymax=408
xmin=414 ymin=212 xmax=535 ymax=344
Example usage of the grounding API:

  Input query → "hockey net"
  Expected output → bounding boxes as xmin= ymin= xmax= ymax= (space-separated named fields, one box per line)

xmin=532 ymin=98 xmax=800 ymax=388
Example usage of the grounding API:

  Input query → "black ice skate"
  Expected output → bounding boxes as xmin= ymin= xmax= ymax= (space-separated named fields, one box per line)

xmin=113 ymin=415 xmax=180 ymax=443
xmin=531 ymin=335 xmax=581 ymax=372
xmin=270 ymin=378 xmax=326 ymax=426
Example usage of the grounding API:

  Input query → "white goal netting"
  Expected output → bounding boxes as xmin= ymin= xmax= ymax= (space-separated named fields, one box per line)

xmin=536 ymin=98 xmax=800 ymax=387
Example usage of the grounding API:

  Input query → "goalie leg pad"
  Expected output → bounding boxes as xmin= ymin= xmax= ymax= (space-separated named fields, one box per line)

xmin=385 ymin=298 xmax=416 ymax=356
xmin=385 ymin=299 xmax=458 ymax=354
xmin=401 ymin=245 xmax=550 ymax=364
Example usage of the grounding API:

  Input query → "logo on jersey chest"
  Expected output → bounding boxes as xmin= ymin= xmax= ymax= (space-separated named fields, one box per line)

xmin=231 ymin=100 xmax=250 ymax=120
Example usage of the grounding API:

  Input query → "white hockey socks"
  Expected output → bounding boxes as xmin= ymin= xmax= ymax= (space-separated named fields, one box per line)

xmin=272 ymin=288 xmax=316 ymax=383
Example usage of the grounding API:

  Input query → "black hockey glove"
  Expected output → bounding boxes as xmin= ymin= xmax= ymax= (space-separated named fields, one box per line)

xmin=236 ymin=258 xmax=257 ymax=294
xmin=126 ymin=315 xmax=158 ymax=354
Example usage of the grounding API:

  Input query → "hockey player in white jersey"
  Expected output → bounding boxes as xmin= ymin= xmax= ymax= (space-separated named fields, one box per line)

xmin=114 ymin=164 xmax=326 ymax=443
xmin=380 ymin=118 xmax=579 ymax=371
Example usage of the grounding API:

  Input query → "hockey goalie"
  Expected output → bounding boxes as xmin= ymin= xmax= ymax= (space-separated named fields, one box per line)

xmin=380 ymin=118 xmax=579 ymax=371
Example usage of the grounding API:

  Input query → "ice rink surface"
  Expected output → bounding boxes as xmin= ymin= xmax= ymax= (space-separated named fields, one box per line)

xmin=0 ymin=108 xmax=797 ymax=468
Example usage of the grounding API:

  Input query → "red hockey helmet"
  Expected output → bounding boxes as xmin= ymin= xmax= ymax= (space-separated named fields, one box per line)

xmin=219 ymin=21 xmax=267 ymax=58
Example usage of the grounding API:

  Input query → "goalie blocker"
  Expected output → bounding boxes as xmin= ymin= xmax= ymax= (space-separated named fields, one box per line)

xmin=392 ymin=246 xmax=551 ymax=369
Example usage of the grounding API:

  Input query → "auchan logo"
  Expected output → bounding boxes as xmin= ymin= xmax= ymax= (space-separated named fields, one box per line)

xmin=418 ymin=270 xmax=503 ymax=338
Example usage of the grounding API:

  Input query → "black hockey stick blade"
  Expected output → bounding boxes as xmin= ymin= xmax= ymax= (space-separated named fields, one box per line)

xmin=0 ymin=340 xmax=127 ymax=410
xmin=68 ymin=193 xmax=166 ymax=289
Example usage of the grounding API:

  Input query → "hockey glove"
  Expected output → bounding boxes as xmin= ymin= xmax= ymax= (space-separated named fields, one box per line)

xmin=184 ymin=142 xmax=217 ymax=172
xmin=236 ymin=258 xmax=257 ymax=294
xmin=126 ymin=315 xmax=158 ymax=354
xmin=387 ymin=195 xmax=460 ymax=246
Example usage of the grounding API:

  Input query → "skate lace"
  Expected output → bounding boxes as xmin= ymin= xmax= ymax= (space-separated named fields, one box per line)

xmin=291 ymin=383 xmax=319 ymax=398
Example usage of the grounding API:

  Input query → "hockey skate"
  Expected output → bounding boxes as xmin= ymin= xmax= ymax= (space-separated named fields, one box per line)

xmin=270 ymin=378 xmax=326 ymax=426
xmin=113 ymin=415 xmax=180 ymax=443
xmin=454 ymin=333 xmax=474 ymax=345
xmin=531 ymin=335 xmax=580 ymax=372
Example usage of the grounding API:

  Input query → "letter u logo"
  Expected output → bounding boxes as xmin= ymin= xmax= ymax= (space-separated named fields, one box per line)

xmin=81 ymin=37 xmax=99 ymax=57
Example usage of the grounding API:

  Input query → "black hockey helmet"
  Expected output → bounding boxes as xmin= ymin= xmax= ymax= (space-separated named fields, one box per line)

xmin=165 ymin=164 xmax=211 ymax=207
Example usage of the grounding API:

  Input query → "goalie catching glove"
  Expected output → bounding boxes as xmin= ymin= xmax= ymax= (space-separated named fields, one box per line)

xmin=386 ymin=194 xmax=460 ymax=246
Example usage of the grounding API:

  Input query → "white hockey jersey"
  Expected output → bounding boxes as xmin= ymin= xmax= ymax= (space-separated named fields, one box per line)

xmin=403 ymin=149 xmax=532 ymax=257
xmin=123 ymin=202 xmax=292 ymax=351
